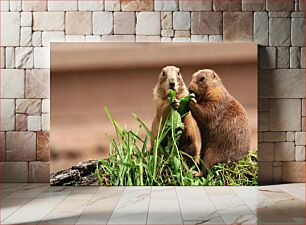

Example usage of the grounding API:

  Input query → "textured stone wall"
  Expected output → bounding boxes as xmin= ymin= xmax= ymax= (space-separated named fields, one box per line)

xmin=0 ymin=0 xmax=305 ymax=184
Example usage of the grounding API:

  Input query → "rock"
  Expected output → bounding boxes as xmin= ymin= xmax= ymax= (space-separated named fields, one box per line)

xmin=33 ymin=12 xmax=65 ymax=31
xmin=223 ymin=12 xmax=253 ymax=41
xmin=93 ymin=12 xmax=113 ymax=35
xmin=161 ymin=29 xmax=174 ymax=37
xmin=301 ymin=47 xmax=305 ymax=68
xmin=179 ymin=0 xmax=212 ymax=11
xmin=0 ymin=133 xmax=4 ymax=161
xmin=299 ymin=0 xmax=304 ymax=10
xmin=161 ymin=12 xmax=172 ymax=29
xmin=174 ymin=30 xmax=190 ymax=37
xmin=27 ymin=115 xmax=41 ymax=131
xmin=1 ymin=12 xmax=20 ymax=46
xmin=65 ymin=35 xmax=85 ymax=42
xmin=161 ymin=37 xmax=172 ymax=42
xmin=259 ymin=46 xmax=276 ymax=69
xmin=5 ymin=47 xmax=15 ymax=68
xmin=121 ymin=0 xmax=153 ymax=11
xmin=42 ymin=31 xmax=65 ymax=47
xmin=102 ymin=35 xmax=135 ymax=42
xmin=259 ymin=69 xmax=304 ymax=98
xmin=295 ymin=146 xmax=305 ymax=161
xmin=173 ymin=12 xmax=190 ymax=30
xmin=266 ymin=0 xmax=294 ymax=11
xmin=191 ymin=35 xmax=208 ymax=42
xmin=242 ymin=0 xmax=265 ymax=11
xmin=0 ymin=100 xmax=15 ymax=131
xmin=26 ymin=69 xmax=50 ymax=98
xmin=191 ymin=12 xmax=222 ymax=35
xmin=105 ymin=0 xmax=120 ymax=11
xmin=65 ymin=12 xmax=92 ymax=35
xmin=290 ymin=47 xmax=301 ymax=69
xmin=208 ymin=35 xmax=223 ymax=42
xmin=269 ymin=18 xmax=290 ymax=46
xmin=16 ymin=114 xmax=27 ymax=131
xmin=287 ymin=132 xmax=295 ymax=142
xmin=0 ymin=69 xmax=24 ymax=98
xmin=42 ymin=99 xmax=50 ymax=113
xmin=258 ymin=143 xmax=274 ymax=161
xmin=48 ymin=0 xmax=77 ymax=11
xmin=15 ymin=47 xmax=33 ymax=69
xmin=295 ymin=132 xmax=305 ymax=146
xmin=282 ymin=162 xmax=305 ymax=183
xmin=33 ymin=47 xmax=50 ymax=69
xmin=50 ymin=160 xmax=100 ymax=186
xmin=114 ymin=12 xmax=135 ymax=35
xmin=41 ymin=114 xmax=50 ymax=131
xmin=32 ymin=31 xmax=42 ymax=46
xmin=258 ymin=162 xmax=272 ymax=185
xmin=213 ymin=0 xmax=242 ymax=11
xmin=136 ymin=35 xmax=161 ymax=42
xmin=274 ymin=142 xmax=295 ymax=161
xmin=270 ymin=99 xmax=301 ymax=131
xmin=22 ymin=0 xmax=47 ymax=11
xmin=173 ymin=37 xmax=190 ymax=42
xmin=276 ymin=47 xmax=289 ymax=68
xmin=78 ymin=0 xmax=104 ymax=10
xmin=136 ymin=12 xmax=160 ymax=35
xmin=6 ymin=132 xmax=36 ymax=161
xmin=20 ymin=27 xmax=32 ymax=47
xmin=1 ymin=0 xmax=9 ymax=11
xmin=16 ymin=99 xmax=41 ymax=114
xmin=85 ymin=35 xmax=101 ymax=42
xmin=21 ymin=12 xmax=32 ymax=27
xmin=0 ymin=162 xmax=28 ymax=182
xmin=29 ymin=161 xmax=50 ymax=183
xmin=264 ymin=132 xmax=286 ymax=142
xmin=291 ymin=18 xmax=304 ymax=47
xmin=155 ymin=0 xmax=178 ymax=11
xmin=258 ymin=112 xmax=269 ymax=131
xmin=258 ymin=98 xmax=269 ymax=112
xmin=272 ymin=166 xmax=282 ymax=184
xmin=37 ymin=131 xmax=50 ymax=161
xmin=254 ymin=12 xmax=268 ymax=46
xmin=268 ymin=12 xmax=290 ymax=17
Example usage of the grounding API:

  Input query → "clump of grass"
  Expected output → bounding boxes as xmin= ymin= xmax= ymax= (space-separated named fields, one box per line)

xmin=95 ymin=91 xmax=257 ymax=186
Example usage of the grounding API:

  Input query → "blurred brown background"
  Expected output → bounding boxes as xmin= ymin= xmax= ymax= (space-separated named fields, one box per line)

xmin=51 ymin=43 xmax=257 ymax=173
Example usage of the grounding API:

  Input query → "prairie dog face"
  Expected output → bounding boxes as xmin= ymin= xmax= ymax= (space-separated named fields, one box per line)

xmin=158 ymin=66 xmax=182 ymax=92
xmin=189 ymin=69 xmax=224 ymax=102
xmin=154 ymin=66 xmax=187 ymax=101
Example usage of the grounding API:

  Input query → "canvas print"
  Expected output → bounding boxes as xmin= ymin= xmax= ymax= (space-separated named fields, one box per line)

xmin=50 ymin=43 xmax=257 ymax=186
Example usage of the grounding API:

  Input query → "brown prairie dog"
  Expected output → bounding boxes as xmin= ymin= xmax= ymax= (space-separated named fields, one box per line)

xmin=151 ymin=66 xmax=201 ymax=162
xmin=188 ymin=69 xmax=251 ymax=176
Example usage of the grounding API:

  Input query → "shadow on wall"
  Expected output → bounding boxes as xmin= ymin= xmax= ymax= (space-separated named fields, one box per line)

xmin=50 ymin=43 xmax=258 ymax=173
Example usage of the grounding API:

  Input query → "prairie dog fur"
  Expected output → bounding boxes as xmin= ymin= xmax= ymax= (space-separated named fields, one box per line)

xmin=151 ymin=66 xmax=201 ymax=162
xmin=189 ymin=69 xmax=251 ymax=176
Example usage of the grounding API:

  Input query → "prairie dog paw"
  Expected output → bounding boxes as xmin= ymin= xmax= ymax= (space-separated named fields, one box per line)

xmin=189 ymin=97 xmax=197 ymax=106
xmin=194 ymin=157 xmax=200 ymax=164
xmin=171 ymin=99 xmax=179 ymax=109
xmin=192 ymin=170 xmax=203 ymax=177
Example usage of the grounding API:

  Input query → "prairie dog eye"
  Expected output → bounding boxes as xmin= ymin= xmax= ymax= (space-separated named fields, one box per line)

xmin=212 ymin=73 xmax=216 ymax=78
xmin=178 ymin=72 xmax=181 ymax=76
xmin=162 ymin=71 xmax=166 ymax=76
xmin=199 ymin=77 xmax=205 ymax=82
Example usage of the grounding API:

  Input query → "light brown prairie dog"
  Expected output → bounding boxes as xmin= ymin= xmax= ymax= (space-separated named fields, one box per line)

xmin=188 ymin=69 xmax=251 ymax=176
xmin=151 ymin=66 xmax=201 ymax=162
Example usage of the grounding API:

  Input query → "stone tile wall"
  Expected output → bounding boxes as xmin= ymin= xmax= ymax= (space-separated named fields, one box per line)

xmin=0 ymin=0 xmax=305 ymax=184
